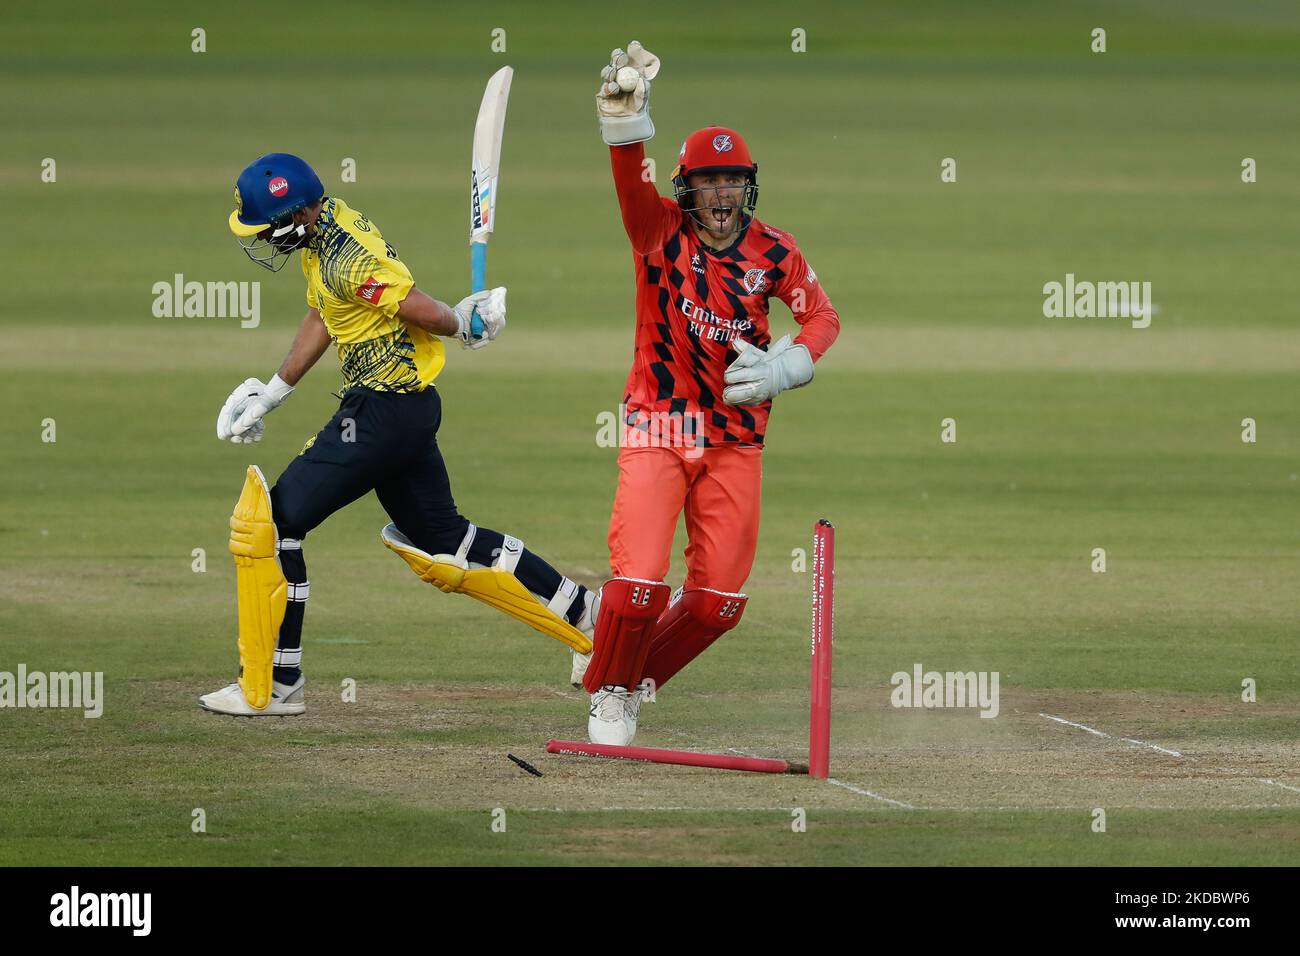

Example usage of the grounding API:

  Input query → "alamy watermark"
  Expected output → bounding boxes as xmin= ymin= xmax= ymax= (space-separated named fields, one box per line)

xmin=152 ymin=273 xmax=261 ymax=328
xmin=1042 ymin=273 xmax=1152 ymax=328
xmin=0 ymin=665 xmax=103 ymax=718
xmin=596 ymin=404 xmax=706 ymax=460
xmin=50 ymin=886 xmax=150 ymax=936
xmin=890 ymin=664 xmax=999 ymax=718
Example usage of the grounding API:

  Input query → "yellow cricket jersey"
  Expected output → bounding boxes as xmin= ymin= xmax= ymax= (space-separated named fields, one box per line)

xmin=301 ymin=197 xmax=444 ymax=392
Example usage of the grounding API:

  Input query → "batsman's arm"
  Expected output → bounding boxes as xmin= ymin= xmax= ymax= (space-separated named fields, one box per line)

xmin=398 ymin=285 xmax=506 ymax=348
xmin=274 ymin=307 xmax=332 ymax=386
xmin=610 ymin=142 xmax=681 ymax=254
xmin=396 ymin=287 xmax=460 ymax=337
xmin=217 ymin=308 xmax=328 ymax=442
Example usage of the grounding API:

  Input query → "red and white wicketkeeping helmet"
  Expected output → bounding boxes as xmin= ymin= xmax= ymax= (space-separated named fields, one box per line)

xmin=671 ymin=126 xmax=759 ymax=218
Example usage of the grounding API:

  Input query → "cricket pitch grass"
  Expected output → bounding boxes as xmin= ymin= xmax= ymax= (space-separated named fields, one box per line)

xmin=2 ymin=0 xmax=1298 ymax=865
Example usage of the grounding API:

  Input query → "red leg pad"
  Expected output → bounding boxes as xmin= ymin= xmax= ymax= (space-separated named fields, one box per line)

xmin=641 ymin=588 xmax=748 ymax=690
xmin=582 ymin=577 xmax=671 ymax=693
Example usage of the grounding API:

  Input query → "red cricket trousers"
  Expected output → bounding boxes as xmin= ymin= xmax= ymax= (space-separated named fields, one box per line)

xmin=607 ymin=441 xmax=762 ymax=592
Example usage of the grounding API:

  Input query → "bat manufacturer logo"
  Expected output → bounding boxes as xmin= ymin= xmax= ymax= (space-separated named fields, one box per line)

xmin=268 ymin=176 xmax=289 ymax=197
xmin=470 ymin=170 xmax=489 ymax=231
xmin=742 ymin=268 xmax=768 ymax=294
xmin=712 ymin=134 xmax=733 ymax=153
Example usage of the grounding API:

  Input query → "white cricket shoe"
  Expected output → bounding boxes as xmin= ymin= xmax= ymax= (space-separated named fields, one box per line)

xmin=199 ymin=675 xmax=306 ymax=716
xmin=623 ymin=681 xmax=655 ymax=744
xmin=588 ymin=685 xmax=632 ymax=745
xmin=570 ymin=587 xmax=600 ymax=688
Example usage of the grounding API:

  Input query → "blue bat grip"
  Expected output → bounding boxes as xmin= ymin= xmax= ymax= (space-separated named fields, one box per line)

xmin=469 ymin=241 xmax=487 ymax=337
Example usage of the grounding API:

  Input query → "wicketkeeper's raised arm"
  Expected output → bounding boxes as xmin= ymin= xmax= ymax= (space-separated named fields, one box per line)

xmin=610 ymin=143 xmax=679 ymax=254
xmin=597 ymin=42 xmax=679 ymax=254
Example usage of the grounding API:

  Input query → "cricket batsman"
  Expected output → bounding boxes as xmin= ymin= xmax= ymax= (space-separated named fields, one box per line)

xmin=200 ymin=153 xmax=596 ymax=716
xmin=577 ymin=43 xmax=841 ymax=744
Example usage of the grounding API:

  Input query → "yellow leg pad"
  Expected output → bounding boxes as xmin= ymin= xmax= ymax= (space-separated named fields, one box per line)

xmin=382 ymin=524 xmax=592 ymax=654
xmin=457 ymin=568 xmax=592 ymax=653
xmin=385 ymin=537 xmax=467 ymax=594
xmin=228 ymin=466 xmax=287 ymax=710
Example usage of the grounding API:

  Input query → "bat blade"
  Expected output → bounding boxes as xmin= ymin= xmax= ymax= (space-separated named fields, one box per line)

xmin=469 ymin=65 xmax=513 ymax=248
xmin=467 ymin=66 xmax=512 ymax=338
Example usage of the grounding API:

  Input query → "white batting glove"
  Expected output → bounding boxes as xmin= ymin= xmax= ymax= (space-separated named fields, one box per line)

xmin=217 ymin=378 xmax=263 ymax=444
xmin=216 ymin=375 xmax=294 ymax=443
xmin=722 ymin=336 xmax=814 ymax=406
xmin=596 ymin=40 xmax=660 ymax=145
xmin=453 ymin=287 xmax=507 ymax=350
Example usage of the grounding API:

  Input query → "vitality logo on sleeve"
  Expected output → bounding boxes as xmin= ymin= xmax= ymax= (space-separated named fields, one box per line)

xmin=356 ymin=276 xmax=389 ymax=304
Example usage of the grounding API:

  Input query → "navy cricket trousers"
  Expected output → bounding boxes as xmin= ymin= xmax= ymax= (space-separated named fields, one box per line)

xmin=264 ymin=385 xmax=581 ymax=682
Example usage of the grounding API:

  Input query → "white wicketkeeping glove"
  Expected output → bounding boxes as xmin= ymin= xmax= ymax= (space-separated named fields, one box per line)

xmin=596 ymin=41 xmax=660 ymax=145
xmin=216 ymin=375 xmax=294 ymax=444
xmin=453 ymin=287 xmax=507 ymax=350
xmin=722 ymin=336 xmax=815 ymax=406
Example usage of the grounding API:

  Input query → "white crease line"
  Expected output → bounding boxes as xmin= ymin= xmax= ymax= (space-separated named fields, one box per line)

xmin=729 ymin=749 xmax=916 ymax=808
xmin=1258 ymin=778 xmax=1300 ymax=795
xmin=1039 ymin=713 xmax=1182 ymax=757
xmin=826 ymin=778 xmax=916 ymax=809
xmin=1120 ymin=737 xmax=1182 ymax=757
xmin=1040 ymin=714 xmax=1107 ymax=738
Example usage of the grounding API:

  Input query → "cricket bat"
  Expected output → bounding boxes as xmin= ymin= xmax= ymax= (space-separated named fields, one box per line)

xmin=467 ymin=65 xmax=513 ymax=338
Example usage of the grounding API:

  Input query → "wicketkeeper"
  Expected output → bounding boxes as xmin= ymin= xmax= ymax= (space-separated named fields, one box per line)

xmin=201 ymin=153 xmax=595 ymax=716
xmin=576 ymin=43 xmax=841 ymax=744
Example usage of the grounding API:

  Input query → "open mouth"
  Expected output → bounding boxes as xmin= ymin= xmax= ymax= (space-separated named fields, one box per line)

xmin=709 ymin=207 xmax=734 ymax=228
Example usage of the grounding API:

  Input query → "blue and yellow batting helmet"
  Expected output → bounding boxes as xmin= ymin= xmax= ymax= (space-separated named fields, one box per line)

xmin=228 ymin=153 xmax=325 ymax=237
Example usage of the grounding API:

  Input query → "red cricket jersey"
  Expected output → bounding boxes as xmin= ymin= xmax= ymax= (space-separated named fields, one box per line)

xmin=610 ymin=143 xmax=840 ymax=448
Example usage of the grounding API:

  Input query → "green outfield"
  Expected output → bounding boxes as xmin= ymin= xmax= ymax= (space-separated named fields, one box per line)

xmin=2 ymin=0 xmax=1298 ymax=865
